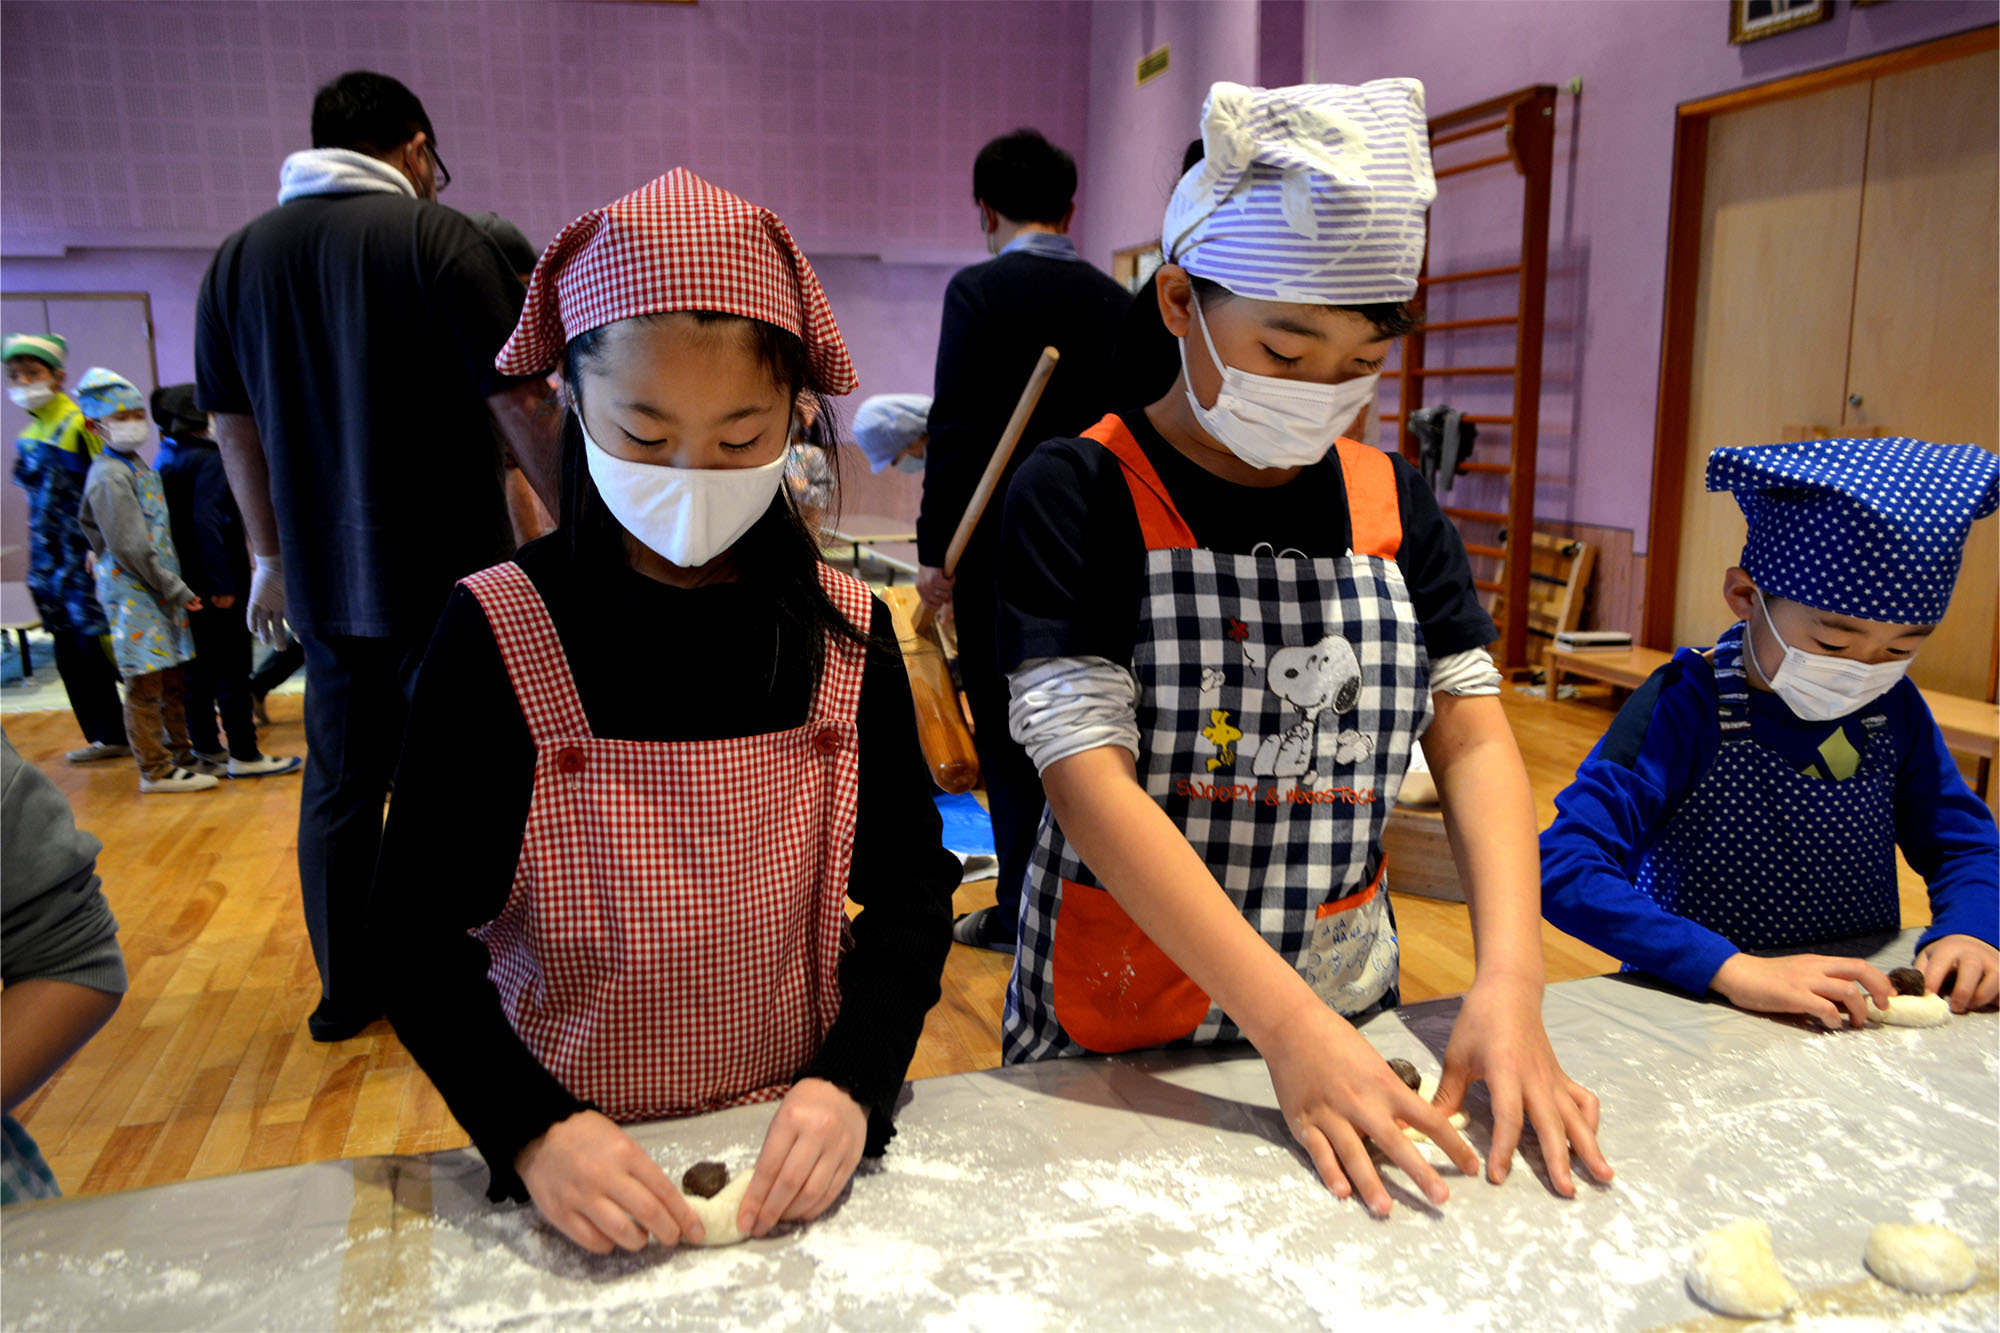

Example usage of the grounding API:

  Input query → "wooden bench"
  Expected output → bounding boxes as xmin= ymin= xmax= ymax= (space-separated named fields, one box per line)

xmin=1544 ymin=642 xmax=1999 ymax=805
xmin=0 ymin=581 xmax=42 ymax=683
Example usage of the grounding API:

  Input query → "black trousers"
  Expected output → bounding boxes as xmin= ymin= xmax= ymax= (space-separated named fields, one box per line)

xmin=953 ymin=571 xmax=1045 ymax=932
xmin=251 ymin=641 xmax=305 ymax=698
xmin=184 ymin=604 xmax=259 ymax=760
xmin=297 ymin=632 xmax=426 ymax=1016
xmin=48 ymin=625 xmax=129 ymax=748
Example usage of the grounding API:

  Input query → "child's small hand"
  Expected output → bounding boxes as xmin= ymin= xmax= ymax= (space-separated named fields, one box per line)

xmin=1436 ymin=974 xmax=1611 ymax=1196
xmin=515 ymin=1109 xmax=703 ymax=1253
xmin=1259 ymin=1001 xmax=1480 ymax=1217
xmin=184 ymin=596 xmax=204 ymax=613
xmin=739 ymin=1077 xmax=867 ymax=1237
xmin=1915 ymin=935 xmax=2000 ymax=1012
xmin=1711 ymin=952 xmax=1892 ymax=1028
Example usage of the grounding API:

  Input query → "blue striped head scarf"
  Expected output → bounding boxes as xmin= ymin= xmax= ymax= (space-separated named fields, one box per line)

xmin=1708 ymin=437 xmax=2000 ymax=626
xmin=1163 ymin=80 xmax=1435 ymax=305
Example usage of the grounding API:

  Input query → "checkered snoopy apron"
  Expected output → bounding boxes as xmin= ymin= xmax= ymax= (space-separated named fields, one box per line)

xmin=1004 ymin=415 xmax=1433 ymax=1062
xmin=1634 ymin=622 xmax=1901 ymax=950
xmin=459 ymin=560 xmax=870 ymax=1119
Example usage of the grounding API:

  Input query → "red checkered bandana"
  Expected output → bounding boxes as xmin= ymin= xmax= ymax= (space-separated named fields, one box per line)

xmin=496 ymin=168 xmax=857 ymax=393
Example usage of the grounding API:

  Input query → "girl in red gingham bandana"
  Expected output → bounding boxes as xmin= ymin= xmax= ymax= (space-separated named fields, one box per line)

xmin=371 ymin=169 xmax=957 ymax=1254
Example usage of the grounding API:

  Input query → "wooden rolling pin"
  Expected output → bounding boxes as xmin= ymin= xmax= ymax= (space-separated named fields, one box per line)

xmin=911 ymin=346 xmax=1060 ymax=638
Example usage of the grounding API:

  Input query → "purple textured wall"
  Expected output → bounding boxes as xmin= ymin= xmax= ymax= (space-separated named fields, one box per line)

xmin=1307 ymin=0 xmax=1998 ymax=550
xmin=0 ymin=0 xmax=1090 ymax=259
xmin=0 ymin=0 xmax=1093 ymax=434
xmin=1078 ymin=0 xmax=1260 ymax=268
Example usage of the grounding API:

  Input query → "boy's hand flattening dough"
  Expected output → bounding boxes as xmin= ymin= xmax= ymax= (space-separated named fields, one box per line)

xmin=1435 ymin=974 xmax=1612 ymax=1196
xmin=1916 ymin=934 xmax=2000 ymax=1012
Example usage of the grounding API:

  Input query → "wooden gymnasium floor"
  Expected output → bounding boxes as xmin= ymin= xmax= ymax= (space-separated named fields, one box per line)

xmin=4 ymin=685 xmax=1935 ymax=1200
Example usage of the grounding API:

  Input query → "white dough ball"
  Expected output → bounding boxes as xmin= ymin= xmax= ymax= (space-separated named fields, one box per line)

xmin=1865 ymin=993 xmax=1951 ymax=1028
xmin=682 ymin=1170 xmax=755 ymax=1247
xmin=1402 ymin=1075 xmax=1470 ymax=1145
xmin=1688 ymin=1218 xmax=1801 ymax=1319
xmin=1865 ymin=1222 xmax=1976 ymax=1294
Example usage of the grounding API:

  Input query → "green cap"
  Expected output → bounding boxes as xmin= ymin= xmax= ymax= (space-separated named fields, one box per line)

xmin=2 ymin=332 xmax=67 ymax=371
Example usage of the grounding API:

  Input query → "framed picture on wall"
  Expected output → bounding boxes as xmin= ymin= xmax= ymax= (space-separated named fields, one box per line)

xmin=1729 ymin=0 xmax=1832 ymax=44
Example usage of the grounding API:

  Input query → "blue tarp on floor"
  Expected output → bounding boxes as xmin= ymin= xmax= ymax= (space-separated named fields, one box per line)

xmin=933 ymin=791 xmax=995 ymax=858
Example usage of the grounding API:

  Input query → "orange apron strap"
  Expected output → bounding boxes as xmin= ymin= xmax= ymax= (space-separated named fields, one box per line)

xmin=1332 ymin=437 xmax=1403 ymax=559
xmin=1082 ymin=413 xmax=1198 ymax=552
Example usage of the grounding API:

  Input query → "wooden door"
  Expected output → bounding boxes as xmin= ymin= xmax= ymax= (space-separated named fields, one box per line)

xmin=1671 ymin=85 xmax=1873 ymax=651
xmin=1842 ymin=51 xmax=1999 ymax=698
xmin=42 ymin=297 xmax=158 ymax=460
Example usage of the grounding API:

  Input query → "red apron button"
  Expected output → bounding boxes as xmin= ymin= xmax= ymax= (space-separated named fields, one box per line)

xmin=556 ymin=746 xmax=587 ymax=774
xmin=813 ymin=728 xmax=843 ymax=756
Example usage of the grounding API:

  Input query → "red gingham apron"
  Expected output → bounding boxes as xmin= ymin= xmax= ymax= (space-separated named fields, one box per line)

xmin=459 ymin=560 xmax=871 ymax=1120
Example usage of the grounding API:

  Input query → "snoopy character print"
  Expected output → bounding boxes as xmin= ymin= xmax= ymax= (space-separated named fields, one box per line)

xmin=1238 ymin=628 xmax=1377 ymax=781
xmin=1004 ymin=417 xmax=1433 ymax=1062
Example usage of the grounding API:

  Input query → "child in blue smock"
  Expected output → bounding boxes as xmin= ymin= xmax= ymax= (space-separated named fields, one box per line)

xmin=73 ymin=368 xmax=215 ymax=795
xmin=1542 ymin=437 xmax=1999 ymax=1026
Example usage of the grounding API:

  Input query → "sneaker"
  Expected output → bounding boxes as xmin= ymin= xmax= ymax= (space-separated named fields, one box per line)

xmin=228 ymin=754 xmax=303 ymax=778
xmin=185 ymin=751 xmax=229 ymax=777
xmin=139 ymin=767 xmax=220 ymax=794
xmin=950 ymin=905 xmax=1017 ymax=953
xmin=66 ymin=742 xmax=132 ymax=764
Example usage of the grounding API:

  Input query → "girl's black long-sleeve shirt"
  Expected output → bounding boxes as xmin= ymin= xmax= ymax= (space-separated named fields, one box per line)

xmin=368 ymin=537 xmax=959 ymax=1201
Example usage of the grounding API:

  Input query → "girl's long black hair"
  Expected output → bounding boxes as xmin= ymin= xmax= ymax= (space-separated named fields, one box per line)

xmin=557 ymin=312 xmax=875 ymax=684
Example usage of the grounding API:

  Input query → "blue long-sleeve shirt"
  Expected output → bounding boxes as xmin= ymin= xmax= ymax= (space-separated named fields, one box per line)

xmin=1541 ymin=647 xmax=1998 ymax=995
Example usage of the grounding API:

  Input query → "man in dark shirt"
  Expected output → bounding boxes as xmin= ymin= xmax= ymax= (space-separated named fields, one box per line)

xmin=196 ymin=71 xmax=556 ymax=1042
xmin=918 ymin=129 xmax=1129 ymax=951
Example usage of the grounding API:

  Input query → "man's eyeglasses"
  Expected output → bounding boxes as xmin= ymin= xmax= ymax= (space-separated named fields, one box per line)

xmin=427 ymin=143 xmax=451 ymax=193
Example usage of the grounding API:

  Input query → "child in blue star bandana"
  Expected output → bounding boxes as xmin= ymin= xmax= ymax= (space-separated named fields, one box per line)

xmin=1543 ymin=437 xmax=1999 ymax=1027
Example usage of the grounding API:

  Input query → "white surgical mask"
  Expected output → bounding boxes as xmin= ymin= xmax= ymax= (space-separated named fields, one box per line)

xmin=1748 ymin=591 xmax=1910 ymax=722
xmin=105 ymin=420 xmax=151 ymax=451
xmin=580 ymin=415 xmax=786 ymax=568
xmin=8 ymin=384 xmax=54 ymax=412
xmin=1180 ymin=289 xmax=1378 ymax=470
xmin=892 ymin=451 xmax=925 ymax=475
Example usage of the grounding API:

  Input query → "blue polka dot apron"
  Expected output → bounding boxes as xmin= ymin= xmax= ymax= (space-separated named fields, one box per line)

xmin=1003 ymin=415 xmax=1432 ymax=1063
xmin=91 ymin=453 xmax=194 ymax=679
xmin=1635 ymin=622 xmax=1900 ymax=951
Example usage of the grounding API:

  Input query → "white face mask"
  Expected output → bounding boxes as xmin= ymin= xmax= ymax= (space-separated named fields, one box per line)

xmin=1748 ymin=591 xmax=1911 ymax=722
xmin=9 ymin=384 xmax=55 ymax=411
xmin=1180 ymin=289 xmax=1379 ymax=470
xmin=105 ymin=419 xmax=151 ymax=451
xmin=892 ymin=450 xmax=925 ymax=475
xmin=580 ymin=415 xmax=787 ymax=568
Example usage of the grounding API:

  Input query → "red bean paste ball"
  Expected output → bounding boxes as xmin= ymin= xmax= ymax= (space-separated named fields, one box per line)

xmin=1887 ymin=967 xmax=1926 ymax=998
xmin=681 ymin=1161 xmax=730 ymax=1199
xmin=1386 ymin=1057 xmax=1422 ymax=1092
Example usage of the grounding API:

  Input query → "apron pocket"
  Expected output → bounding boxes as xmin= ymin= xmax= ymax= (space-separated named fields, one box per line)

xmin=1298 ymin=863 xmax=1397 ymax=1017
xmin=1051 ymin=878 xmax=1210 ymax=1053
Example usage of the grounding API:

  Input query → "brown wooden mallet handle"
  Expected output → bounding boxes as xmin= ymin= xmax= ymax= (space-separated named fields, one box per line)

xmin=880 ymin=586 xmax=981 ymax=793
xmin=912 ymin=346 xmax=1060 ymax=638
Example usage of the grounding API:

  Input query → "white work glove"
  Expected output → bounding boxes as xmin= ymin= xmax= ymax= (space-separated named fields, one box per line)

xmin=247 ymin=553 xmax=291 ymax=651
